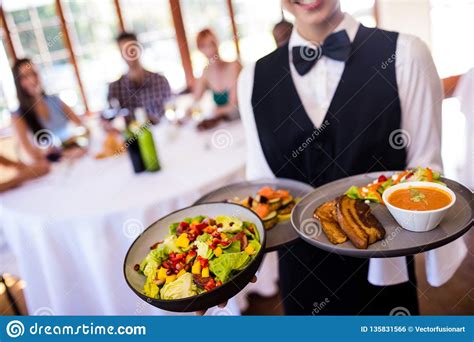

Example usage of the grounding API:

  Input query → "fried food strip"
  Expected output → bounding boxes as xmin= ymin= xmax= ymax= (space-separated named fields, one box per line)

xmin=353 ymin=200 xmax=386 ymax=243
xmin=314 ymin=200 xmax=348 ymax=244
xmin=336 ymin=196 xmax=369 ymax=249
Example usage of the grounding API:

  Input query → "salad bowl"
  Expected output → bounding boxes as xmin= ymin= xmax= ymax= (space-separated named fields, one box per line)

xmin=124 ymin=202 xmax=266 ymax=312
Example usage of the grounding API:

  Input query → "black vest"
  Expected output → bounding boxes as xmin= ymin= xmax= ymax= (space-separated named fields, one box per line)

xmin=251 ymin=25 xmax=406 ymax=187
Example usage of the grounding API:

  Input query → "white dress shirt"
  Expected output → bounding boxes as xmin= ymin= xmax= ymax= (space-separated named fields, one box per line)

xmin=238 ymin=13 xmax=467 ymax=286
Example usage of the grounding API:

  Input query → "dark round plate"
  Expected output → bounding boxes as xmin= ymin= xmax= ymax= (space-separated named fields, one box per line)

xmin=194 ymin=178 xmax=314 ymax=251
xmin=124 ymin=202 xmax=266 ymax=312
xmin=292 ymin=172 xmax=473 ymax=258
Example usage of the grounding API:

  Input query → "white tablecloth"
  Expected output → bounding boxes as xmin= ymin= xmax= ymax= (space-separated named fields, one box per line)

xmin=0 ymin=120 xmax=262 ymax=315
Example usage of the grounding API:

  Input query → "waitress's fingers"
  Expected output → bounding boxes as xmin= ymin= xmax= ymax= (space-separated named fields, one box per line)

xmin=195 ymin=276 xmax=257 ymax=315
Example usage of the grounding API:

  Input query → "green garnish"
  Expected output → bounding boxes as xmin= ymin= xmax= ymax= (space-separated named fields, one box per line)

xmin=409 ymin=189 xmax=427 ymax=204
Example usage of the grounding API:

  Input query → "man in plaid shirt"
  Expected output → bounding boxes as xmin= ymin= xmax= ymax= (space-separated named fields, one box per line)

xmin=108 ymin=32 xmax=171 ymax=124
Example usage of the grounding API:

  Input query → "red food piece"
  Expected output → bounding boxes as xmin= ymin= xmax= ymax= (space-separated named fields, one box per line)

xmin=198 ymin=256 xmax=208 ymax=268
xmin=194 ymin=222 xmax=208 ymax=231
xmin=378 ymin=175 xmax=387 ymax=183
xmin=179 ymin=221 xmax=189 ymax=229
xmin=204 ymin=278 xmax=216 ymax=291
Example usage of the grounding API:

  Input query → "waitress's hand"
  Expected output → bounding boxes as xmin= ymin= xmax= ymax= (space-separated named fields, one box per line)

xmin=195 ymin=275 xmax=257 ymax=316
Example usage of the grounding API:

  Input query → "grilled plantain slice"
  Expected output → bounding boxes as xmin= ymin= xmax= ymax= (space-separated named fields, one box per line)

xmin=314 ymin=200 xmax=348 ymax=245
xmin=336 ymin=196 xmax=369 ymax=249
xmin=354 ymin=200 xmax=385 ymax=242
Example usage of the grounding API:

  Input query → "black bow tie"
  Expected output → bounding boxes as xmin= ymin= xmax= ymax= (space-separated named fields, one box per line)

xmin=292 ymin=30 xmax=352 ymax=76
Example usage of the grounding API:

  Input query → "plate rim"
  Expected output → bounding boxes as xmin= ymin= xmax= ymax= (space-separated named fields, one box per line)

xmin=291 ymin=171 xmax=473 ymax=258
xmin=193 ymin=177 xmax=314 ymax=251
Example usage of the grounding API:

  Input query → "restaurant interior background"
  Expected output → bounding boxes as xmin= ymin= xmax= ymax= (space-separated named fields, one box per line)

xmin=0 ymin=0 xmax=472 ymax=315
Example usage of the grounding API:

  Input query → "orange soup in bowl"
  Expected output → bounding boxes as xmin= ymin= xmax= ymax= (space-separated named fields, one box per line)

xmin=388 ymin=187 xmax=452 ymax=211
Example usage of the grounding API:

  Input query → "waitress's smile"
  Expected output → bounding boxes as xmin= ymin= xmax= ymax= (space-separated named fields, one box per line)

xmin=291 ymin=0 xmax=323 ymax=11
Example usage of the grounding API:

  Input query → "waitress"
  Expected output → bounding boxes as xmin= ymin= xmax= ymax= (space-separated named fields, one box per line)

xmin=238 ymin=0 xmax=466 ymax=314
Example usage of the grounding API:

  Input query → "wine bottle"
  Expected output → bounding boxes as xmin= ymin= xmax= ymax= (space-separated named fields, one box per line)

xmin=134 ymin=108 xmax=161 ymax=172
xmin=125 ymin=127 xmax=146 ymax=173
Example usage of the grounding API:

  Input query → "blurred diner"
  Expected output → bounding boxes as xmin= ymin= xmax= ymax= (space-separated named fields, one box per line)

xmin=272 ymin=20 xmax=293 ymax=47
xmin=189 ymin=29 xmax=241 ymax=130
xmin=0 ymin=155 xmax=49 ymax=193
xmin=11 ymin=59 xmax=88 ymax=162
xmin=108 ymin=32 xmax=172 ymax=125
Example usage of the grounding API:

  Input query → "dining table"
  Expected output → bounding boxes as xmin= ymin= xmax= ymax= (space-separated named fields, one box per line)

xmin=0 ymin=118 xmax=276 ymax=315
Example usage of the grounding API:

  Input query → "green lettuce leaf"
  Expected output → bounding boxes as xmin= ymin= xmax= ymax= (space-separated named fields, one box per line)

xmin=162 ymin=235 xmax=181 ymax=254
xmin=169 ymin=222 xmax=179 ymax=235
xmin=215 ymin=216 xmax=243 ymax=233
xmin=195 ymin=240 xmax=213 ymax=259
xmin=160 ymin=273 xmax=197 ymax=300
xmin=209 ymin=252 xmax=250 ymax=282
xmin=345 ymin=186 xmax=363 ymax=200
xmin=247 ymin=240 xmax=261 ymax=255
xmin=191 ymin=215 xmax=206 ymax=224
xmin=143 ymin=281 xmax=159 ymax=299
xmin=196 ymin=233 xmax=211 ymax=243
xmin=222 ymin=241 xmax=241 ymax=253
xmin=139 ymin=246 xmax=166 ymax=274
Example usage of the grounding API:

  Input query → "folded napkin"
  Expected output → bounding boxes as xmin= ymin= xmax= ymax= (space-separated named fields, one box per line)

xmin=368 ymin=237 xmax=467 ymax=286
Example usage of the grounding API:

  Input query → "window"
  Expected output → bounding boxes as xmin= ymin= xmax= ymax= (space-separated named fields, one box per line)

xmin=61 ymin=0 xmax=122 ymax=112
xmin=233 ymin=0 xmax=283 ymax=64
xmin=120 ymin=0 xmax=186 ymax=91
xmin=430 ymin=0 xmax=474 ymax=78
xmin=2 ymin=0 xmax=84 ymax=113
xmin=0 ymin=31 xmax=16 ymax=130
xmin=341 ymin=0 xmax=376 ymax=28
xmin=181 ymin=0 xmax=237 ymax=77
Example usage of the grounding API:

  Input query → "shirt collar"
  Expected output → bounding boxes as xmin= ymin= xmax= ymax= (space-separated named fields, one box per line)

xmin=288 ymin=13 xmax=360 ymax=49
xmin=124 ymin=69 xmax=151 ymax=86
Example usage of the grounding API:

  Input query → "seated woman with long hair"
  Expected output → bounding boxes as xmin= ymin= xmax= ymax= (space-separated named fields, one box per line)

xmin=190 ymin=29 xmax=241 ymax=129
xmin=11 ymin=58 xmax=87 ymax=161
